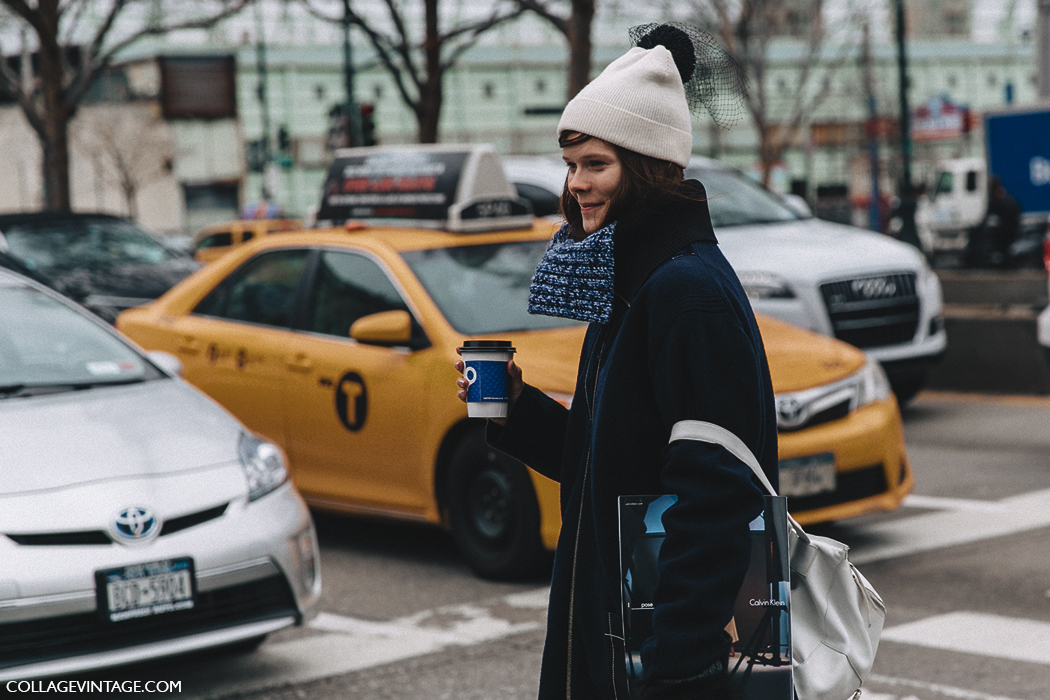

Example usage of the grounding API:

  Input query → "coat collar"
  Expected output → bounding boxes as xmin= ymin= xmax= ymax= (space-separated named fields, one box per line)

xmin=613 ymin=179 xmax=718 ymax=303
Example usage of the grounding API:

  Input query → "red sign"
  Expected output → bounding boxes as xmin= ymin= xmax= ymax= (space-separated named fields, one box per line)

xmin=912 ymin=97 xmax=967 ymax=142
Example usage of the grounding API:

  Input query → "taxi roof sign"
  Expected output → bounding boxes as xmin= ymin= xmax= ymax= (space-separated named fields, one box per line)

xmin=316 ymin=144 xmax=536 ymax=232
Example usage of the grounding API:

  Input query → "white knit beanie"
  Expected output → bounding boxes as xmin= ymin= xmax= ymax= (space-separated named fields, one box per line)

xmin=557 ymin=45 xmax=692 ymax=168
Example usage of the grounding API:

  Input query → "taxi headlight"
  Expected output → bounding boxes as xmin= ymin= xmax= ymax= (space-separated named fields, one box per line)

xmin=856 ymin=357 xmax=892 ymax=407
xmin=239 ymin=432 xmax=288 ymax=501
xmin=736 ymin=271 xmax=796 ymax=299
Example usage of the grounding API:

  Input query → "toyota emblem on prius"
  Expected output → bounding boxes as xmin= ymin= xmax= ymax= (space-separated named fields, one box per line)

xmin=112 ymin=506 xmax=160 ymax=543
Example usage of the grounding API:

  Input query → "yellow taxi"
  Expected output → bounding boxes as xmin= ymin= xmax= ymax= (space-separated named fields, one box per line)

xmin=118 ymin=145 xmax=912 ymax=579
xmin=190 ymin=218 xmax=303 ymax=264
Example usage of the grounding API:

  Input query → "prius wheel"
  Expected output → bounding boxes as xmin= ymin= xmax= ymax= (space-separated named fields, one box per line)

xmin=447 ymin=430 xmax=544 ymax=581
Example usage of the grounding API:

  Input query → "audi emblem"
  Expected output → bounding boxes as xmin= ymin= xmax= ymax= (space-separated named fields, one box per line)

xmin=850 ymin=277 xmax=897 ymax=300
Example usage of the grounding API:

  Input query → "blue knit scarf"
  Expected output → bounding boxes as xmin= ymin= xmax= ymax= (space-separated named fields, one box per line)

xmin=528 ymin=221 xmax=616 ymax=324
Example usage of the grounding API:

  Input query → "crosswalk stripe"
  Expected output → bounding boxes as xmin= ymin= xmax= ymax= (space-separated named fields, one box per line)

xmin=849 ymin=488 xmax=1050 ymax=564
xmin=168 ymin=590 xmax=548 ymax=700
xmin=901 ymin=494 xmax=1010 ymax=512
xmin=880 ymin=611 xmax=1050 ymax=667
xmin=162 ymin=478 xmax=1050 ymax=700
xmin=867 ymin=673 xmax=1025 ymax=700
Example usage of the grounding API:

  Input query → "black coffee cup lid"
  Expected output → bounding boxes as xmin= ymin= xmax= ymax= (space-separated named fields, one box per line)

xmin=460 ymin=340 xmax=516 ymax=352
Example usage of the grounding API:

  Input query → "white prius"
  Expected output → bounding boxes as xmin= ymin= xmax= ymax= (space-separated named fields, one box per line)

xmin=0 ymin=268 xmax=321 ymax=681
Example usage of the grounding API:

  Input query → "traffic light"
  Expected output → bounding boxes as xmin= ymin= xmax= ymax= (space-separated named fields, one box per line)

xmin=277 ymin=125 xmax=290 ymax=152
xmin=360 ymin=103 xmax=376 ymax=146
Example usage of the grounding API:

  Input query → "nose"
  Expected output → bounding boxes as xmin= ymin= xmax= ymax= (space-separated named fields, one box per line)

xmin=567 ymin=169 xmax=587 ymax=196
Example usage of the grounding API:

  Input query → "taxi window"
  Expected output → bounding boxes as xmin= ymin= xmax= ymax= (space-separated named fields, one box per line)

xmin=306 ymin=250 xmax=410 ymax=338
xmin=513 ymin=182 xmax=561 ymax=217
xmin=402 ymin=240 xmax=581 ymax=334
xmin=242 ymin=230 xmax=255 ymax=241
xmin=194 ymin=249 xmax=309 ymax=328
xmin=196 ymin=232 xmax=233 ymax=249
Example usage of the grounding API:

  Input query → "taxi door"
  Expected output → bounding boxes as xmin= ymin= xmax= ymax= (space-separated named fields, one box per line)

xmin=281 ymin=248 xmax=434 ymax=516
xmin=171 ymin=248 xmax=311 ymax=446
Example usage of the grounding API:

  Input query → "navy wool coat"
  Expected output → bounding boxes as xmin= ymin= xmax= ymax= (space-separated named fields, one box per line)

xmin=489 ymin=185 xmax=780 ymax=699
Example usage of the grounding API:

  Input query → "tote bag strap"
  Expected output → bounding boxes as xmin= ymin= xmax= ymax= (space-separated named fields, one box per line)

xmin=668 ymin=420 xmax=810 ymax=542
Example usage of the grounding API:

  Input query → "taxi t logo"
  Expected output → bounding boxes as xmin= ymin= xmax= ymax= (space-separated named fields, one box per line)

xmin=336 ymin=372 xmax=368 ymax=431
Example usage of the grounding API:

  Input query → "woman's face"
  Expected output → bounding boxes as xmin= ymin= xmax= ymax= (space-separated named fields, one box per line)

xmin=563 ymin=138 xmax=622 ymax=234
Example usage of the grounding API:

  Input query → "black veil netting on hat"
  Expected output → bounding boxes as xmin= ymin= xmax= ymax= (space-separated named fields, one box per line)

xmin=629 ymin=22 xmax=749 ymax=130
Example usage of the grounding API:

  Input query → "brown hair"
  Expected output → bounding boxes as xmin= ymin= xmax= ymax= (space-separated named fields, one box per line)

xmin=558 ymin=131 xmax=697 ymax=239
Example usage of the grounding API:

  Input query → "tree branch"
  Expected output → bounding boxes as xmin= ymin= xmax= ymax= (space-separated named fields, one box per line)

xmin=67 ymin=0 xmax=250 ymax=105
xmin=93 ymin=0 xmax=250 ymax=70
xmin=58 ymin=0 xmax=91 ymax=45
xmin=441 ymin=6 xmax=526 ymax=72
xmin=377 ymin=0 xmax=421 ymax=89
xmin=0 ymin=0 xmax=49 ymax=35
xmin=85 ymin=0 xmax=129 ymax=66
xmin=297 ymin=0 xmax=422 ymax=113
xmin=514 ymin=0 xmax=567 ymax=36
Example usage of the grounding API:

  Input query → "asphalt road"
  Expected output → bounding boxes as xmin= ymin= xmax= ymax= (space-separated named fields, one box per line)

xmin=53 ymin=391 xmax=1050 ymax=700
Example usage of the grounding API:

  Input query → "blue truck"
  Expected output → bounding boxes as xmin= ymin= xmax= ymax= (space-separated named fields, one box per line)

xmin=917 ymin=106 xmax=1050 ymax=267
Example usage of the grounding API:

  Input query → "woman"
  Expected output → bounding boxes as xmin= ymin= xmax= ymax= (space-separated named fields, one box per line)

xmin=456 ymin=24 xmax=779 ymax=700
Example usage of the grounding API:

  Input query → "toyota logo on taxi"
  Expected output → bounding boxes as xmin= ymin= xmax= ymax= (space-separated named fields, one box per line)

xmin=111 ymin=506 xmax=160 ymax=544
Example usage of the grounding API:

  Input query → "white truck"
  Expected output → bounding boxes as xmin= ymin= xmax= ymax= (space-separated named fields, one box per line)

xmin=918 ymin=107 xmax=1050 ymax=267
xmin=916 ymin=157 xmax=987 ymax=257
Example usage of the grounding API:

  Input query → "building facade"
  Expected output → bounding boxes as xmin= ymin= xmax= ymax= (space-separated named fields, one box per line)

xmin=0 ymin=53 xmax=244 ymax=236
xmin=237 ymin=34 xmax=1039 ymax=227
xmin=0 ymin=0 xmax=1038 ymax=235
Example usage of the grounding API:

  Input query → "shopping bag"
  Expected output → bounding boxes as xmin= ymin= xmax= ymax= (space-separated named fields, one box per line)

xmin=668 ymin=419 xmax=885 ymax=700
xmin=618 ymin=493 xmax=793 ymax=700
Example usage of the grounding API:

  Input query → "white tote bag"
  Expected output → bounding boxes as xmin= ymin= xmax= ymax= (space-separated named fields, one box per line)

xmin=669 ymin=420 xmax=886 ymax=700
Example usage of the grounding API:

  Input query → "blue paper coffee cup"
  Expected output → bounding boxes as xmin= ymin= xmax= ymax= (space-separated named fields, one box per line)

xmin=459 ymin=340 xmax=516 ymax=418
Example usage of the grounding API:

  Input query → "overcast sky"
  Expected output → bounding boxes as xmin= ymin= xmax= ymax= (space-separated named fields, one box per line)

xmin=218 ymin=0 xmax=1042 ymax=49
xmin=0 ymin=1 xmax=1040 ymax=55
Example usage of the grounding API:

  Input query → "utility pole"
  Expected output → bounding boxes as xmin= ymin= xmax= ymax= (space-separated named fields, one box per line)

xmin=255 ymin=5 xmax=272 ymax=201
xmin=342 ymin=0 xmax=362 ymax=147
xmin=1039 ymin=0 xmax=1050 ymax=99
xmin=863 ymin=21 xmax=882 ymax=233
xmin=894 ymin=0 xmax=921 ymax=249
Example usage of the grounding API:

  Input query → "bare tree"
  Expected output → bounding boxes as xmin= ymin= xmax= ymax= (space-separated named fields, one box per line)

xmin=301 ymin=0 xmax=525 ymax=144
xmin=694 ymin=0 xmax=858 ymax=186
xmin=0 ymin=0 xmax=251 ymax=211
xmin=514 ymin=0 xmax=594 ymax=99
xmin=75 ymin=103 xmax=173 ymax=220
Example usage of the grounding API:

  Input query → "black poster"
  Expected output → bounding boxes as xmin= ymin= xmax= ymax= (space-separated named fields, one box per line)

xmin=618 ymin=494 xmax=793 ymax=699
xmin=318 ymin=151 xmax=468 ymax=222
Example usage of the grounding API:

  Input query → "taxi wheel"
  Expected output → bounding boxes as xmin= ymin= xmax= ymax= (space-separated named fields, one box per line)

xmin=447 ymin=430 xmax=544 ymax=581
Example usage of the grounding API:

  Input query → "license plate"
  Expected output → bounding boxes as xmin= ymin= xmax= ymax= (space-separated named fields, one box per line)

xmin=779 ymin=453 xmax=836 ymax=497
xmin=96 ymin=558 xmax=195 ymax=622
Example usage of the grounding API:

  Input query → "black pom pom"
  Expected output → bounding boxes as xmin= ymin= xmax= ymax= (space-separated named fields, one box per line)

xmin=636 ymin=24 xmax=696 ymax=83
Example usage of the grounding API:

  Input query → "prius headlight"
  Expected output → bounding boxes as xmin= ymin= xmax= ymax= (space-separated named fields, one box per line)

xmin=238 ymin=432 xmax=288 ymax=501
xmin=736 ymin=271 xmax=796 ymax=299
xmin=856 ymin=357 xmax=892 ymax=407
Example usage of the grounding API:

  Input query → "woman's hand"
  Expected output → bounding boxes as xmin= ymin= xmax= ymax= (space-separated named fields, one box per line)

xmin=454 ymin=351 xmax=524 ymax=426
